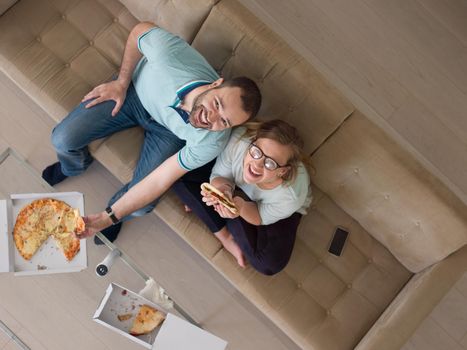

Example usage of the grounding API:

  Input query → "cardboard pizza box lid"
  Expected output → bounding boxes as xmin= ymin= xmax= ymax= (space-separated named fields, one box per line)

xmin=153 ymin=313 xmax=227 ymax=350
xmin=0 ymin=200 xmax=13 ymax=273
xmin=0 ymin=192 xmax=87 ymax=275
xmin=94 ymin=283 xmax=227 ymax=350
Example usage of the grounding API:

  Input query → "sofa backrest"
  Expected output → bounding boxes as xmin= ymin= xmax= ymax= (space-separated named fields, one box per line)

xmin=311 ymin=111 xmax=467 ymax=272
xmin=118 ymin=0 xmax=218 ymax=43
xmin=191 ymin=0 xmax=354 ymax=154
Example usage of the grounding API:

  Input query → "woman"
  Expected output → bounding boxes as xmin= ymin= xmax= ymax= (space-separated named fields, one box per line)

xmin=172 ymin=119 xmax=312 ymax=275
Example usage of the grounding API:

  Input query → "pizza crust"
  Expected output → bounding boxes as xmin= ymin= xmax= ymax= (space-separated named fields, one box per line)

xmin=13 ymin=198 xmax=84 ymax=261
xmin=130 ymin=304 xmax=165 ymax=336
xmin=200 ymin=182 xmax=238 ymax=214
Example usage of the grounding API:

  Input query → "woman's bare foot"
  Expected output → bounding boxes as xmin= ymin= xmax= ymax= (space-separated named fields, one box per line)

xmin=222 ymin=235 xmax=246 ymax=268
xmin=183 ymin=205 xmax=192 ymax=213
xmin=215 ymin=228 xmax=246 ymax=268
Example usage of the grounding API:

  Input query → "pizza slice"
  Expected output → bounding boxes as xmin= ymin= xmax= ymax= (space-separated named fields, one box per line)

xmin=130 ymin=305 xmax=166 ymax=336
xmin=38 ymin=200 xmax=64 ymax=232
xmin=200 ymin=182 xmax=238 ymax=214
xmin=52 ymin=202 xmax=84 ymax=261
xmin=52 ymin=230 xmax=81 ymax=261
xmin=56 ymin=205 xmax=85 ymax=234
xmin=14 ymin=228 xmax=50 ymax=261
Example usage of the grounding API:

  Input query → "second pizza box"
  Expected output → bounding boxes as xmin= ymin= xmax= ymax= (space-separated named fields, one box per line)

xmin=0 ymin=192 xmax=87 ymax=276
xmin=94 ymin=283 xmax=228 ymax=350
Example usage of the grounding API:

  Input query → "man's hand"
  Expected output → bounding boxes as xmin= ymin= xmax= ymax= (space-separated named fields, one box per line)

xmin=82 ymin=80 xmax=128 ymax=116
xmin=77 ymin=212 xmax=112 ymax=238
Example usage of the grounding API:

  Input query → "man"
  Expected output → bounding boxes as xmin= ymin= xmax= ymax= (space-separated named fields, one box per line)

xmin=42 ymin=22 xmax=261 ymax=244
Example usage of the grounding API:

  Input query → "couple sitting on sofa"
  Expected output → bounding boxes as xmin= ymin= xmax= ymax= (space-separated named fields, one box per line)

xmin=174 ymin=120 xmax=312 ymax=275
xmin=41 ymin=21 xmax=311 ymax=275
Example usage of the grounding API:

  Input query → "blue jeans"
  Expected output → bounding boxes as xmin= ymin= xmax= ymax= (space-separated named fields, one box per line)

xmin=51 ymin=83 xmax=185 ymax=220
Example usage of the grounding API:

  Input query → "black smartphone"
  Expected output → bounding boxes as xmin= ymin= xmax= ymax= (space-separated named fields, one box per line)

xmin=328 ymin=226 xmax=349 ymax=256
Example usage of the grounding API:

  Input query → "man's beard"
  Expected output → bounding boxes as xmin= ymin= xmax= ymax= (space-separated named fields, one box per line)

xmin=188 ymin=90 xmax=209 ymax=128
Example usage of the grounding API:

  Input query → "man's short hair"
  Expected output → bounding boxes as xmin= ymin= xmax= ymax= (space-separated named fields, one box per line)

xmin=219 ymin=77 xmax=262 ymax=119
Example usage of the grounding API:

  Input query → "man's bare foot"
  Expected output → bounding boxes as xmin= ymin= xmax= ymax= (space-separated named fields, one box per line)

xmin=183 ymin=205 xmax=192 ymax=213
xmin=222 ymin=235 xmax=246 ymax=268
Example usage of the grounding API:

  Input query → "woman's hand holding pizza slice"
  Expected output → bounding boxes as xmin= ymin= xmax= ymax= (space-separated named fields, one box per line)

xmin=200 ymin=182 xmax=239 ymax=215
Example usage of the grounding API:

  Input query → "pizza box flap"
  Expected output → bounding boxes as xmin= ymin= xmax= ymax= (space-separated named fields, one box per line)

xmin=0 ymin=200 xmax=14 ymax=273
xmin=8 ymin=192 xmax=87 ymax=276
xmin=94 ymin=283 xmax=113 ymax=319
xmin=152 ymin=313 xmax=227 ymax=350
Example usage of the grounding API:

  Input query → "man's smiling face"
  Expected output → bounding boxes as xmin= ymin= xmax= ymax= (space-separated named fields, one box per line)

xmin=189 ymin=86 xmax=250 ymax=131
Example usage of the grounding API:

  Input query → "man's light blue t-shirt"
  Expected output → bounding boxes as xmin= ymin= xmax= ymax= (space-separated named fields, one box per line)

xmin=132 ymin=27 xmax=230 ymax=171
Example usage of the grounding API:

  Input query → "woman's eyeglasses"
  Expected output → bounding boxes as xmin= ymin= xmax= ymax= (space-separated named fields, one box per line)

xmin=248 ymin=143 xmax=288 ymax=171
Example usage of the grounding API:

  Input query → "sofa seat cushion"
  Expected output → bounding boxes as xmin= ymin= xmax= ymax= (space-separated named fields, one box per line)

xmin=154 ymin=191 xmax=223 ymax=259
xmin=191 ymin=0 xmax=354 ymax=154
xmin=311 ymin=111 xmax=467 ymax=272
xmin=0 ymin=0 xmax=139 ymax=122
xmin=155 ymin=186 xmax=412 ymax=350
xmin=91 ymin=127 xmax=144 ymax=184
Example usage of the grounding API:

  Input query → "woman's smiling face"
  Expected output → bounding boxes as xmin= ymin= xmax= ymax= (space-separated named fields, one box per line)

xmin=242 ymin=137 xmax=292 ymax=186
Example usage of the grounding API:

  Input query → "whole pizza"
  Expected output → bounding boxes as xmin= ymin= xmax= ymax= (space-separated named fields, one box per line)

xmin=13 ymin=198 xmax=85 ymax=261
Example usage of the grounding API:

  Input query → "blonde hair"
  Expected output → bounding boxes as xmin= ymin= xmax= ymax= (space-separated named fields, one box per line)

xmin=242 ymin=119 xmax=314 ymax=183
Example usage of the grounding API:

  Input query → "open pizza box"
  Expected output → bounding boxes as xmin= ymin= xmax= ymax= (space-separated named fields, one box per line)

xmin=0 ymin=192 xmax=87 ymax=276
xmin=94 ymin=283 xmax=228 ymax=350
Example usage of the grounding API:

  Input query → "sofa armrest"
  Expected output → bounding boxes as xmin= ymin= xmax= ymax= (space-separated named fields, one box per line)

xmin=355 ymin=245 xmax=467 ymax=350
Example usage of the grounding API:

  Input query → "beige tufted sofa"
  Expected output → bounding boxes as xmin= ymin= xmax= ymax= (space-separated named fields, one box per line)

xmin=1 ymin=0 xmax=467 ymax=349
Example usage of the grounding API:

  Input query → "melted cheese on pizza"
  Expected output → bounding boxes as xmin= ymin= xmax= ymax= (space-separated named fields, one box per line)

xmin=19 ymin=230 xmax=50 ymax=260
xmin=58 ymin=208 xmax=85 ymax=233
xmin=13 ymin=199 xmax=83 ymax=261
xmin=130 ymin=305 xmax=165 ymax=336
